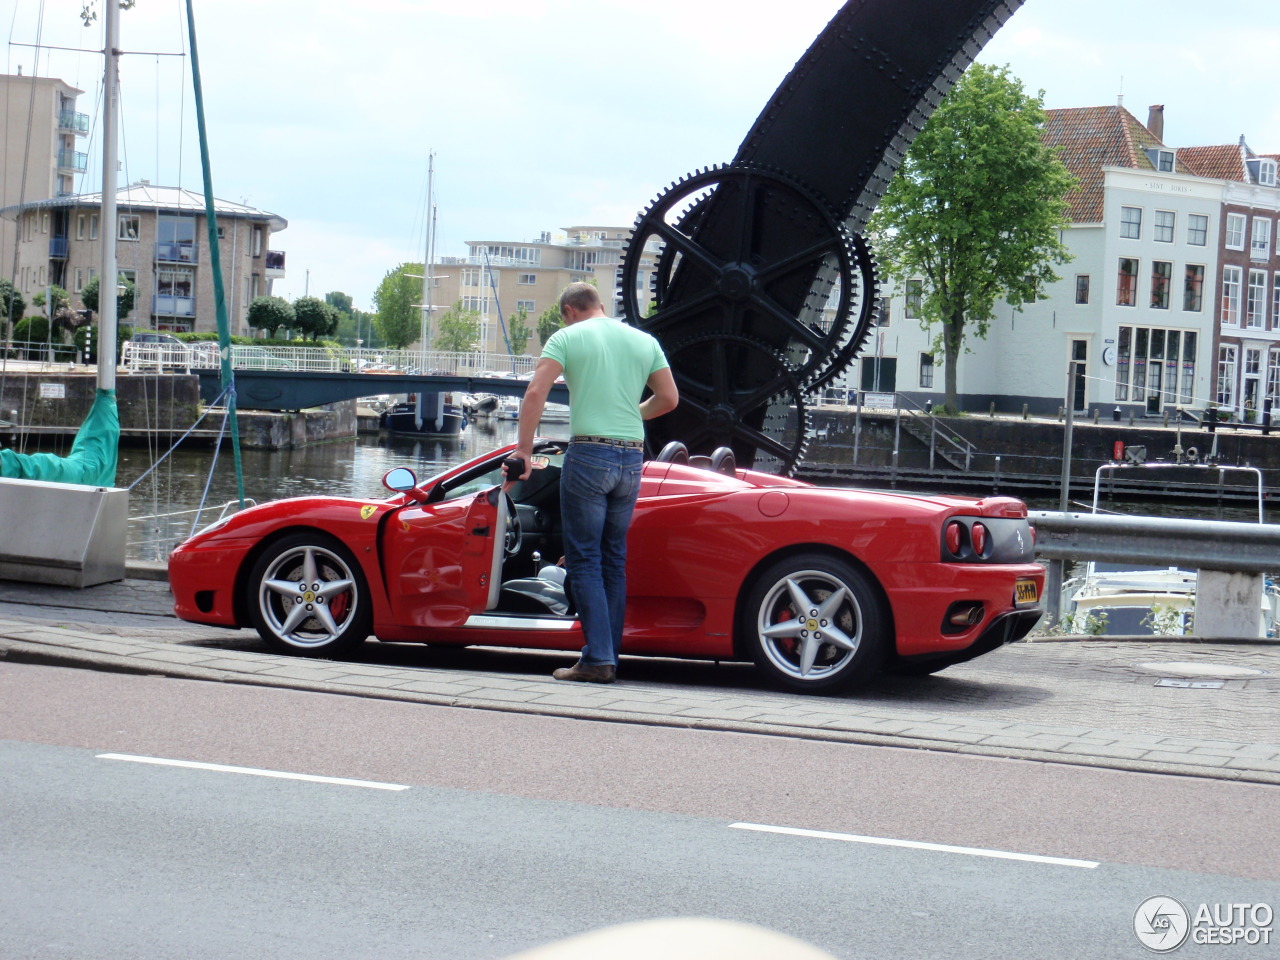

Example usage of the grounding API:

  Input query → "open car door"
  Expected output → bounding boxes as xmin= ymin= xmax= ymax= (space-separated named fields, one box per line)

xmin=382 ymin=484 xmax=509 ymax=629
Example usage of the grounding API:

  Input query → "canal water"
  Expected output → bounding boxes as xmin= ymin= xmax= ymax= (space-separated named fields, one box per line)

xmin=18 ymin=415 xmax=1262 ymax=561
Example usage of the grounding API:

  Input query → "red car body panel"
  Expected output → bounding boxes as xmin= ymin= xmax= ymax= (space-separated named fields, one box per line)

xmin=169 ymin=443 xmax=1044 ymax=669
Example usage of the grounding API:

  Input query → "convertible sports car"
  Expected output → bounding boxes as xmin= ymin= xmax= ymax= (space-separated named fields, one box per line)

xmin=169 ymin=440 xmax=1044 ymax=692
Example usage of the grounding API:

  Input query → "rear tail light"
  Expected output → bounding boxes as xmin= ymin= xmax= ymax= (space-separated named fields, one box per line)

xmin=971 ymin=522 xmax=988 ymax=557
xmin=945 ymin=520 xmax=964 ymax=556
xmin=1029 ymin=524 xmax=1036 ymax=546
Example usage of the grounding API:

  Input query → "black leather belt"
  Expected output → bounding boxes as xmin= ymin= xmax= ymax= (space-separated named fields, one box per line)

xmin=570 ymin=435 xmax=643 ymax=449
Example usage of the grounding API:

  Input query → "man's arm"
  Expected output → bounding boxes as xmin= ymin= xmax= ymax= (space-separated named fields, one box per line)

xmin=509 ymin=357 xmax=563 ymax=482
xmin=639 ymin=366 xmax=679 ymax=420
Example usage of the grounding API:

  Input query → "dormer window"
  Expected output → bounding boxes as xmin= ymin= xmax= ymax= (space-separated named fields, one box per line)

xmin=1145 ymin=147 xmax=1176 ymax=172
xmin=1261 ymin=159 xmax=1278 ymax=187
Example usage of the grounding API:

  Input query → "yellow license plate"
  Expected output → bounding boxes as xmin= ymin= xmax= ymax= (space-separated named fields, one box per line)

xmin=1015 ymin=579 xmax=1039 ymax=605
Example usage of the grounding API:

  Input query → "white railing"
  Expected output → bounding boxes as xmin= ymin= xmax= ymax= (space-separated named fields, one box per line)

xmin=141 ymin=343 xmax=539 ymax=378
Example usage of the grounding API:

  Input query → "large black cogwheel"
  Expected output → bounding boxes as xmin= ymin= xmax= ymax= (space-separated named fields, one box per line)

xmin=646 ymin=334 xmax=809 ymax=476
xmin=619 ymin=163 xmax=878 ymax=392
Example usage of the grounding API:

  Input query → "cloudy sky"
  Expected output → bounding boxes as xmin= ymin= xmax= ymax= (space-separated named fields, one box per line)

xmin=5 ymin=0 xmax=1279 ymax=310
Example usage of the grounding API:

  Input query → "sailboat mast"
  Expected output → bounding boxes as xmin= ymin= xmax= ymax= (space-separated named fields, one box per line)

xmin=420 ymin=151 xmax=434 ymax=371
xmin=97 ymin=0 xmax=121 ymax=391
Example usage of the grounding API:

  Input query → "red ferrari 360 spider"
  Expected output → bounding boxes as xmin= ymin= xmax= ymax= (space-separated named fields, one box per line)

xmin=169 ymin=440 xmax=1044 ymax=692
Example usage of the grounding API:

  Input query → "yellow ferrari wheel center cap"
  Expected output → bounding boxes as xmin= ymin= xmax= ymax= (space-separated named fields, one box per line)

xmin=806 ymin=618 xmax=819 ymax=631
xmin=303 ymin=590 xmax=316 ymax=603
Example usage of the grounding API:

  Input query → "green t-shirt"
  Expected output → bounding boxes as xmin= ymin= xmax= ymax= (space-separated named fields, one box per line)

xmin=541 ymin=316 xmax=669 ymax=440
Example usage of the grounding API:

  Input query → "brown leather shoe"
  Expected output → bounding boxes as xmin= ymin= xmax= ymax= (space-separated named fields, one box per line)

xmin=552 ymin=661 xmax=616 ymax=684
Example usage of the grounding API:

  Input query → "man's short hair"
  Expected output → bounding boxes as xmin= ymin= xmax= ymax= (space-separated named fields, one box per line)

xmin=559 ymin=281 xmax=601 ymax=315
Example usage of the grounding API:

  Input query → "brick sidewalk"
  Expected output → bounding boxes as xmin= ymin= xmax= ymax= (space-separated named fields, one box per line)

xmin=1 ymin=576 xmax=1278 ymax=785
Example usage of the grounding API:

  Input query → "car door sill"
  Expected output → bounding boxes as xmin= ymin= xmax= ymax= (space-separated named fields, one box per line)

xmin=463 ymin=613 xmax=578 ymax=631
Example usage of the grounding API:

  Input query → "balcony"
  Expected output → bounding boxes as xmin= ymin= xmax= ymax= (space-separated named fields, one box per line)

xmin=57 ymin=148 xmax=88 ymax=173
xmin=152 ymin=295 xmax=196 ymax=317
xmin=156 ymin=241 xmax=199 ymax=264
xmin=58 ymin=111 xmax=89 ymax=136
xmin=49 ymin=236 xmax=69 ymax=259
xmin=264 ymin=249 xmax=286 ymax=278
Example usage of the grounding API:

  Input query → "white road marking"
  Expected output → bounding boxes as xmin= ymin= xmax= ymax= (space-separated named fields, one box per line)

xmin=97 ymin=754 xmax=410 ymax=791
xmin=729 ymin=822 xmax=1099 ymax=869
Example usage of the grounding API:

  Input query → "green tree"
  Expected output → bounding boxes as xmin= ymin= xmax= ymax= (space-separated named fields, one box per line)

xmin=434 ymin=300 xmax=481 ymax=353
xmin=293 ymin=295 xmax=338 ymax=342
xmin=506 ymin=307 xmax=532 ymax=355
xmin=868 ymin=62 xmax=1074 ymax=413
xmin=246 ymin=295 xmax=295 ymax=338
xmin=0 ymin=278 xmax=26 ymax=333
xmin=80 ymin=273 xmax=135 ymax=321
xmin=324 ymin=290 xmax=354 ymax=316
xmin=536 ymin=303 xmax=562 ymax=347
xmin=13 ymin=315 xmax=53 ymax=356
xmin=372 ymin=263 xmax=423 ymax=350
xmin=32 ymin=285 xmax=71 ymax=316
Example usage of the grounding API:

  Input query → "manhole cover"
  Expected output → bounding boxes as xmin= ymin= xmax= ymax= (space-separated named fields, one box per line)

xmin=1137 ymin=661 xmax=1269 ymax=680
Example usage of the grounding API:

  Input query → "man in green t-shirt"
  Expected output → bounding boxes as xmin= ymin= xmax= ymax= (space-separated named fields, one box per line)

xmin=509 ymin=282 xmax=678 ymax=683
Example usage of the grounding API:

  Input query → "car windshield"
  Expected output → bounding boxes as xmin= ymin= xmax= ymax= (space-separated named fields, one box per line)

xmin=432 ymin=450 xmax=566 ymax=504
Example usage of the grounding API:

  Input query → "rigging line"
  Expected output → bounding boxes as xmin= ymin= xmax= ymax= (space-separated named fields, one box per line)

xmin=126 ymin=382 xmax=229 ymax=489
xmin=189 ymin=393 xmax=232 ymax=539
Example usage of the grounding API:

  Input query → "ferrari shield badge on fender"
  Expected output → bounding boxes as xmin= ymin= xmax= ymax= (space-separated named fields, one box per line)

xmin=360 ymin=505 xmax=377 ymax=520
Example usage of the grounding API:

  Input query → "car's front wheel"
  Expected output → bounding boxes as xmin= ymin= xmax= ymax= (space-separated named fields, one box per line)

xmin=740 ymin=554 xmax=888 ymax=692
xmin=246 ymin=532 xmax=371 ymax=656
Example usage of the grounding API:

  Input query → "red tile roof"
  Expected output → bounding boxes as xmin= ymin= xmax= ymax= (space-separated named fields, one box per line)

xmin=1042 ymin=106 xmax=1168 ymax=222
xmin=1176 ymin=144 xmax=1246 ymax=181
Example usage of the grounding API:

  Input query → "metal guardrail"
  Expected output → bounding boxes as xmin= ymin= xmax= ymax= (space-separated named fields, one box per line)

xmin=1031 ymin=510 xmax=1280 ymax=574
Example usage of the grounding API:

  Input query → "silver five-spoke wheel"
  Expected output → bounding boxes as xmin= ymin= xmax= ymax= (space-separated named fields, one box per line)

xmin=741 ymin=554 xmax=887 ymax=691
xmin=247 ymin=533 xmax=371 ymax=656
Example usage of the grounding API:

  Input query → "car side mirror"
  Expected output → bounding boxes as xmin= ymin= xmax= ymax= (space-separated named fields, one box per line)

xmin=383 ymin=467 xmax=418 ymax=493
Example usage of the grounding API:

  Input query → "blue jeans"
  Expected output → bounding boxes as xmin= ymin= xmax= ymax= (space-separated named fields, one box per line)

xmin=560 ymin=442 xmax=643 ymax=666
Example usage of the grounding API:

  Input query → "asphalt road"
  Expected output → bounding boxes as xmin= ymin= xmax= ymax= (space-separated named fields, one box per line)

xmin=2 ymin=663 xmax=1277 ymax=960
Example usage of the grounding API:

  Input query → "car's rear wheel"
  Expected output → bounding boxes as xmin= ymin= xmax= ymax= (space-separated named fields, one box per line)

xmin=740 ymin=553 xmax=888 ymax=692
xmin=247 ymin=532 xmax=371 ymax=656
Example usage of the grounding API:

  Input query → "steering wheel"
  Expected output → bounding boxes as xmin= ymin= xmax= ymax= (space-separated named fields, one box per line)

xmin=503 ymin=494 xmax=523 ymax=557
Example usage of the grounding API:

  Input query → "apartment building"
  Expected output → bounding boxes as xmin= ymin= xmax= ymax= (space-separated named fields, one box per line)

xmin=0 ymin=72 xmax=88 ymax=284
xmin=428 ymin=225 xmax=658 ymax=354
xmin=1178 ymin=142 xmax=1280 ymax=420
xmin=870 ymin=103 xmax=1280 ymax=419
xmin=5 ymin=181 xmax=287 ymax=336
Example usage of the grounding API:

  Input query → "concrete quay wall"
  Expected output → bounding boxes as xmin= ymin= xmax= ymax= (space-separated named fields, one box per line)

xmin=0 ymin=372 xmax=355 ymax=450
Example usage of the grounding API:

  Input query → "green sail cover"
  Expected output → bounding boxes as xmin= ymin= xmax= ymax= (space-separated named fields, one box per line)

xmin=0 ymin=388 xmax=119 ymax=487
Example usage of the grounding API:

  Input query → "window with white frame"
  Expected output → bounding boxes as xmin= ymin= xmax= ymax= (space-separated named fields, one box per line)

xmin=89 ymin=214 xmax=98 ymax=240
xmin=76 ymin=214 xmax=85 ymax=240
xmin=904 ymin=279 xmax=923 ymax=319
xmin=1217 ymin=344 xmax=1238 ymax=407
xmin=1222 ymin=266 xmax=1243 ymax=324
xmin=1075 ymin=274 xmax=1090 ymax=304
xmin=1119 ymin=206 xmax=1142 ymax=239
xmin=918 ymin=352 xmax=934 ymax=388
xmin=1154 ymin=210 xmax=1175 ymax=243
xmin=1187 ymin=213 xmax=1208 ymax=246
xmin=1268 ymin=348 xmax=1280 ymax=408
xmin=1184 ymin=265 xmax=1205 ymax=312
xmin=515 ymin=299 xmax=535 ymax=313
xmin=1260 ymin=160 xmax=1278 ymax=187
xmin=118 ymin=214 xmax=139 ymax=241
xmin=1252 ymin=217 xmax=1273 ymax=260
xmin=460 ymin=268 xmax=481 ymax=286
xmin=1245 ymin=347 xmax=1263 ymax=416
xmin=1274 ymin=272 xmax=1280 ymax=330
xmin=1226 ymin=213 xmax=1247 ymax=250
xmin=1117 ymin=258 xmax=1139 ymax=306
xmin=1150 ymin=261 xmax=1172 ymax=309
xmin=517 ymin=273 xmax=536 ymax=285
xmin=1114 ymin=326 xmax=1197 ymax=405
xmin=1247 ymin=269 xmax=1268 ymax=328
xmin=461 ymin=296 xmax=489 ymax=313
